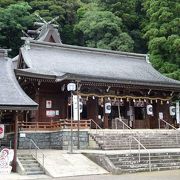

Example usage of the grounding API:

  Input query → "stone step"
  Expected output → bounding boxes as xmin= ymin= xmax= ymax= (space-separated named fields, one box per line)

xmin=100 ymin=142 xmax=179 ymax=146
xmin=120 ymin=165 xmax=180 ymax=173
xmin=18 ymin=156 xmax=35 ymax=160
xmin=18 ymin=154 xmax=45 ymax=175
xmin=92 ymin=135 xmax=180 ymax=139
xmin=108 ymin=152 xmax=180 ymax=158
xmin=118 ymin=162 xmax=180 ymax=170
xmin=109 ymin=155 xmax=180 ymax=161
xmin=25 ymin=170 xmax=44 ymax=175
xmin=102 ymin=146 xmax=180 ymax=150
xmin=113 ymin=159 xmax=180 ymax=166
xmin=21 ymin=163 xmax=40 ymax=168
xmin=20 ymin=159 xmax=37 ymax=164
xmin=25 ymin=167 xmax=43 ymax=171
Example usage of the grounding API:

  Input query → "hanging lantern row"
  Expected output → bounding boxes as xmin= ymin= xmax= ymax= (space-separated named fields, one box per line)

xmin=79 ymin=93 xmax=171 ymax=104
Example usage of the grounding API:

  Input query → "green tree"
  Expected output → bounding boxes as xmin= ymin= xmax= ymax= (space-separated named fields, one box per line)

xmin=74 ymin=5 xmax=134 ymax=51
xmin=98 ymin=0 xmax=147 ymax=53
xmin=0 ymin=2 xmax=34 ymax=56
xmin=143 ymin=0 xmax=180 ymax=80
xmin=0 ymin=0 xmax=18 ymax=8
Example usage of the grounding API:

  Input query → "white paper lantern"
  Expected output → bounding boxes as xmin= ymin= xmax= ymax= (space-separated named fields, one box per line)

xmin=169 ymin=106 xmax=176 ymax=116
xmin=105 ymin=102 xmax=111 ymax=114
xmin=147 ymin=104 xmax=153 ymax=115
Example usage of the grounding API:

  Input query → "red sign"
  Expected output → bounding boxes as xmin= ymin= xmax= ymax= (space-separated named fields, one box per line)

xmin=0 ymin=127 xmax=3 ymax=134
xmin=0 ymin=124 xmax=4 ymax=138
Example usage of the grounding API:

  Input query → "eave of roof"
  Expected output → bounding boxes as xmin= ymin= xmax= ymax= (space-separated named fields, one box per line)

xmin=15 ymin=69 xmax=180 ymax=91
xmin=0 ymin=53 xmax=38 ymax=110
xmin=0 ymin=105 xmax=38 ymax=111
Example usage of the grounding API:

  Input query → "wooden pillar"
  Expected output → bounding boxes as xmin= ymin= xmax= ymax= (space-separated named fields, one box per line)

xmin=87 ymin=97 xmax=98 ymax=124
xmin=34 ymin=88 xmax=40 ymax=122
xmin=104 ymin=114 xmax=109 ymax=129
xmin=12 ymin=111 xmax=18 ymax=172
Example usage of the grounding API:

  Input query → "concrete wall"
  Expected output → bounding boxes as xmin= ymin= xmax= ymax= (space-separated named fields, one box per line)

xmin=18 ymin=130 xmax=89 ymax=150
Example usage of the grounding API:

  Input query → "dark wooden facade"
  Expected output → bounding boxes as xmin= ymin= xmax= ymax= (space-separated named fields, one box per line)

xmin=17 ymin=77 xmax=177 ymax=129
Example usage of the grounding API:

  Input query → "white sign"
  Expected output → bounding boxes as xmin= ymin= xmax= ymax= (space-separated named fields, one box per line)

xmin=20 ymin=133 xmax=26 ymax=138
xmin=46 ymin=100 xmax=52 ymax=108
xmin=55 ymin=110 xmax=59 ymax=116
xmin=46 ymin=110 xmax=56 ymax=117
xmin=0 ymin=124 xmax=4 ymax=139
xmin=176 ymin=101 xmax=180 ymax=124
xmin=0 ymin=148 xmax=14 ymax=174
xmin=159 ymin=112 xmax=163 ymax=120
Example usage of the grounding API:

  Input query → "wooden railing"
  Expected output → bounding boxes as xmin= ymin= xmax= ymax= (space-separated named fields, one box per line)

xmin=18 ymin=121 xmax=61 ymax=131
xmin=62 ymin=119 xmax=91 ymax=129
xmin=18 ymin=119 xmax=91 ymax=131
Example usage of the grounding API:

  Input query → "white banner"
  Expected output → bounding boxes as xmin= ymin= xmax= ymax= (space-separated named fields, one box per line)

xmin=73 ymin=95 xmax=78 ymax=121
xmin=0 ymin=124 xmax=4 ymax=139
xmin=73 ymin=95 xmax=82 ymax=121
xmin=176 ymin=101 xmax=180 ymax=124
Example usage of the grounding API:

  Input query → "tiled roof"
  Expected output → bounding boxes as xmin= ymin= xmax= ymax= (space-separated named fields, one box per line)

xmin=0 ymin=49 xmax=38 ymax=110
xmin=18 ymin=40 xmax=180 ymax=89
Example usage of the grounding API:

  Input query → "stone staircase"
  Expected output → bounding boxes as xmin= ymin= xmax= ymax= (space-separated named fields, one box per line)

xmin=18 ymin=154 xmax=45 ymax=175
xmin=89 ymin=130 xmax=180 ymax=150
xmin=107 ymin=152 xmax=180 ymax=174
xmin=87 ymin=129 xmax=180 ymax=174
xmin=88 ymin=135 xmax=100 ymax=149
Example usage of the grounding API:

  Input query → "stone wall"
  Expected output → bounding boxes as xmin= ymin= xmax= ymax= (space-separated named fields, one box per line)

xmin=18 ymin=130 xmax=89 ymax=150
xmin=62 ymin=130 xmax=89 ymax=150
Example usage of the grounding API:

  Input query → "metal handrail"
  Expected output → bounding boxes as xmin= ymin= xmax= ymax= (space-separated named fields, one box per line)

xmin=90 ymin=119 xmax=103 ymax=130
xmin=129 ymin=136 xmax=151 ymax=172
xmin=158 ymin=119 xmax=176 ymax=130
xmin=29 ymin=139 xmax=45 ymax=171
xmin=115 ymin=118 xmax=131 ymax=129
xmin=158 ymin=119 xmax=179 ymax=144
xmin=90 ymin=119 xmax=106 ymax=146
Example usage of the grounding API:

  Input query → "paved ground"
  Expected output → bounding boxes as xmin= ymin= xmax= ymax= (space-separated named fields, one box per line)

xmin=2 ymin=170 xmax=180 ymax=180
xmin=2 ymin=149 xmax=180 ymax=180
xmin=45 ymin=170 xmax=180 ymax=180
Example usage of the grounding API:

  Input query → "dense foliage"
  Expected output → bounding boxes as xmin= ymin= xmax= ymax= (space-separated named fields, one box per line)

xmin=0 ymin=0 xmax=179 ymax=80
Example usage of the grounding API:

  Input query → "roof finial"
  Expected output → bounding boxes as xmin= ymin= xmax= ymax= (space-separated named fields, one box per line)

xmin=26 ymin=14 xmax=61 ymax=43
